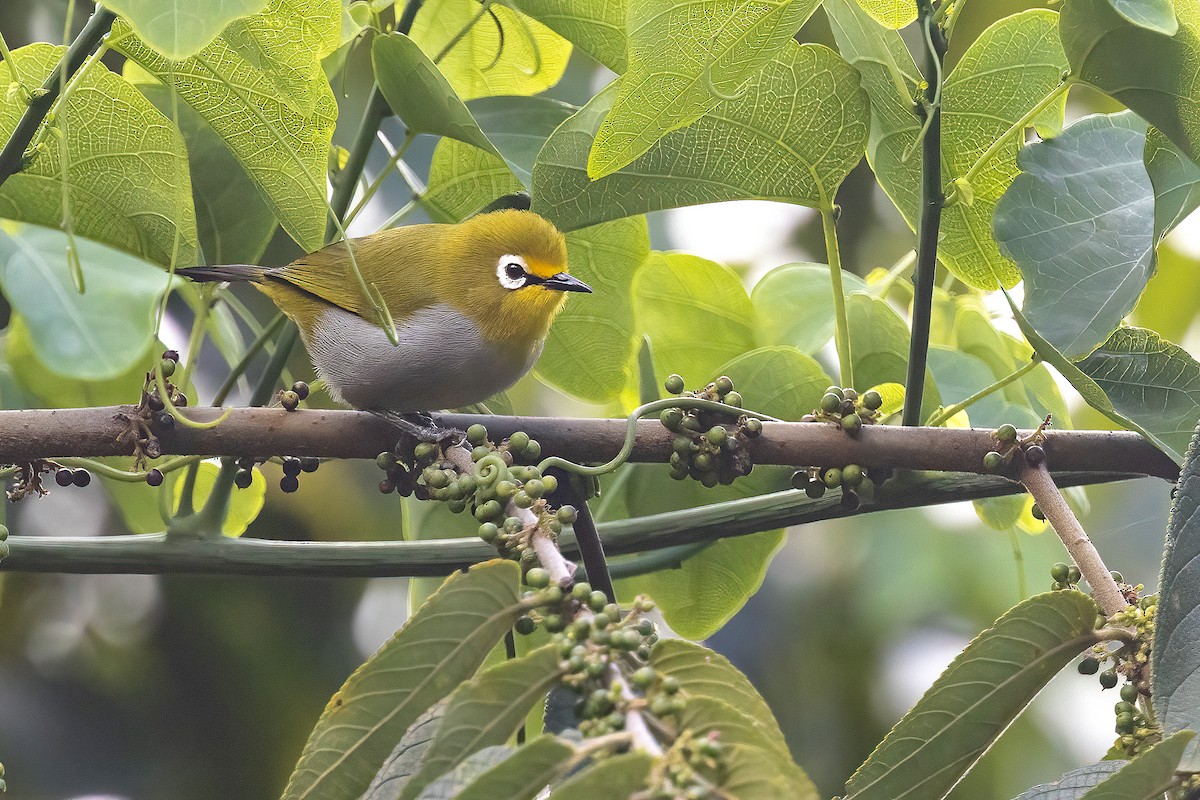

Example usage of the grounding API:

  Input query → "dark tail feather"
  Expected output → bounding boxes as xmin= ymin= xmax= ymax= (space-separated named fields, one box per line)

xmin=177 ymin=264 xmax=270 ymax=283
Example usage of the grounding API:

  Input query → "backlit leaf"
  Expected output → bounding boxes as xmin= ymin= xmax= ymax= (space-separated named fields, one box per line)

xmin=547 ymin=752 xmax=653 ymax=799
xmin=467 ymin=95 xmax=576 ymax=184
xmin=1107 ymin=0 xmax=1179 ymax=35
xmin=172 ymin=460 xmax=265 ymax=537
xmin=1012 ymin=761 xmax=1125 ymax=799
xmin=105 ymin=0 xmax=269 ymax=58
xmin=751 ymin=263 xmax=866 ymax=354
xmin=1145 ymin=125 xmax=1200 ymax=241
xmin=855 ymin=0 xmax=916 ymax=28
xmin=422 ymin=140 xmax=524 ymax=223
xmin=1079 ymin=731 xmax=1194 ymax=798
xmin=508 ymin=0 xmax=627 ymax=72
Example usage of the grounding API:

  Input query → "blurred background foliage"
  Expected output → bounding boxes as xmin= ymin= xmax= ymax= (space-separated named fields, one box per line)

xmin=0 ymin=0 xmax=1193 ymax=797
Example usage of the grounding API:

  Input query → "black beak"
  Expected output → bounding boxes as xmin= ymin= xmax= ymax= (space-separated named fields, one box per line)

xmin=541 ymin=272 xmax=592 ymax=293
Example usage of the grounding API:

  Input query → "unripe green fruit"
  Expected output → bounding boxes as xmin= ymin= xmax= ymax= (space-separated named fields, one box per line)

xmin=662 ymin=676 xmax=681 ymax=695
xmin=661 ymin=408 xmax=684 ymax=431
xmin=1120 ymin=683 xmax=1139 ymax=702
xmin=1050 ymin=562 xmax=1070 ymax=583
xmin=714 ymin=375 xmax=734 ymax=395
xmin=996 ymin=423 xmax=1018 ymax=443
xmin=474 ymin=500 xmax=502 ymax=521
xmin=541 ymin=585 xmax=563 ymax=604
xmin=680 ymin=415 xmax=703 ymax=433
xmin=825 ymin=385 xmax=845 ymax=400
xmin=1114 ymin=712 xmax=1135 ymax=733
xmin=665 ymin=374 xmax=686 ymax=394
xmin=631 ymin=666 xmax=657 ymax=689
xmin=414 ymin=442 xmax=438 ymax=462
xmin=1114 ymin=701 xmax=1136 ymax=715
xmin=636 ymin=618 xmax=655 ymax=636
xmin=427 ymin=470 xmax=450 ymax=489
xmin=446 ymin=499 xmax=467 ymax=514
xmin=983 ymin=451 xmax=1003 ymax=471
xmin=1032 ymin=503 xmax=1045 ymax=521
xmin=863 ymin=389 xmax=883 ymax=410
xmin=525 ymin=479 xmax=545 ymax=499
xmin=524 ymin=440 xmax=541 ymax=461
xmin=508 ymin=431 xmax=530 ymax=453
xmin=466 ymin=423 xmax=488 ymax=445
xmin=571 ymin=581 xmax=592 ymax=600
xmin=541 ymin=474 xmax=558 ymax=495
xmin=513 ymin=491 xmax=533 ymax=508
xmin=1078 ymin=656 xmax=1100 ymax=675
xmin=1100 ymin=669 xmax=1119 ymax=689
xmin=376 ymin=451 xmax=395 ymax=470
xmin=557 ymin=505 xmax=578 ymax=524
xmin=1068 ymin=566 xmax=1081 ymax=584
xmin=495 ymin=480 xmax=516 ymax=499
xmin=588 ymin=591 xmax=608 ymax=612
xmin=824 ymin=468 xmax=843 ymax=488
xmin=842 ymin=464 xmax=864 ymax=488
xmin=525 ymin=567 xmax=551 ymax=588
xmin=280 ymin=390 xmax=300 ymax=411
xmin=841 ymin=412 xmax=863 ymax=435
xmin=724 ymin=391 xmax=742 ymax=407
xmin=820 ymin=393 xmax=842 ymax=414
xmin=1110 ymin=570 xmax=1123 ymax=583
xmin=706 ymin=426 xmax=728 ymax=446
xmin=693 ymin=452 xmax=713 ymax=471
xmin=159 ymin=358 xmax=176 ymax=378
xmin=544 ymin=614 xmax=565 ymax=633
xmin=743 ymin=417 xmax=763 ymax=437
xmin=478 ymin=522 xmax=499 ymax=543
xmin=515 ymin=616 xmax=537 ymax=635
xmin=468 ymin=445 xmax=489 ymax=462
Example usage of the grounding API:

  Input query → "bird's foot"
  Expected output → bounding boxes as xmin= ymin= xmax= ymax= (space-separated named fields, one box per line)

xmin=371 ymin=410 xmax=464 ymax=444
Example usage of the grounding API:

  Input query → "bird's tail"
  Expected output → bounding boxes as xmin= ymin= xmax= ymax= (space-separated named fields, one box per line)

xmin=177 ymin=264 xmax=271 ymax=283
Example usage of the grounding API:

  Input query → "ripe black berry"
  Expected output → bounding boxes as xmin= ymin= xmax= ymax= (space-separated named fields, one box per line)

xmin=280 ymin=475 xmax=299 ymax=493
xmin=146 ymin=469 xmax=164 ymax=487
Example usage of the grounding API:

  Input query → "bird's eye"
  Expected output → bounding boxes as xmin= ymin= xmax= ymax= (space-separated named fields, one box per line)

xmin=496 ymin=255 xmax=529 ymax=290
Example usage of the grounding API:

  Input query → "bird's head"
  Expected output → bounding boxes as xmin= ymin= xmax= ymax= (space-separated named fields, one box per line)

xmin=449 ymin=210 xmax=591 ymax=344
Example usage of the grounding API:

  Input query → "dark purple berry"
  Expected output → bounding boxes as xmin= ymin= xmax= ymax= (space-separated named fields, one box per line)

xmin=1025 ymin=445 xmax=1045 ymax=466
xmin=146 ymin=469 xmax=164 ymax=487
xmin=234 ymin=469 xmax=253 ymax=489
xmin=71 ymin=469 xmax=91 ymax=488
xmin=162 ymin=349 xmax=179 ymax=362
xmin=291 ymin=381 xmax=310 ymax=400
xmin=280 ymin=475 xmax=299 ymax=493
xmin=55 ymin=469 xmax=73 ymax=487
xmin=300 ymin=457 xmax=319 ymax=473
xmin=282 ymin=458 xmax=302 ymax=477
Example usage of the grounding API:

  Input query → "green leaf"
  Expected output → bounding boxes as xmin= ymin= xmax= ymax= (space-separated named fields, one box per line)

xmin=534 ymin=217 xmax=649 ymax=403
xmin=372 ymin=33 xmax=500 ymax=157
xmin=0 ymin=224 xmax=173 ymax=380
xmin=854 ymin=0 xmax=916 ymax=28
xmin=467 ymin=95 xmax=577 ymax=184
xmin=631 ymin=252 xmax=754 ymax=388
xmin=398 ymin=646 xmax=564 ymax=800
xmin=1012 ymin=762 xmax=1125 ymax=799
xmin=846 ymin=293 xmax=940 ymax=418
xmin=532 ymin=42 xmax=869 ymax=231
xmin=105 ymin=0 xmax=270 ymax=58
xmin=172 ymin=461 xmax=264 ymax=537
xmin=280 ymin=560 xmax=523 ymax=800
xmin=508 ymin=0 xmax=627 ymax=72
xmin=1145 ymin=125 xmax=1200 ymax=241
xmin=362 ymin=701 xmax=448 ymax=800
xmin=110 ymin=0 xmax=340 ymax=252
xmin=926 ymin=346 xmax=1011 ymax=426
xmin=1107 ymin=0 xmax=1179 ymax=34
xmin=586 ymin=0 xmax=821 ymax=178
xmin=547 ymin=752 xmax=653 ymax=799
xmin=419 ymin=735 xmax=573 ymax=800
xmin=751 ymin=263 xmax=866 ymax=354
xmin=828 ymin=4 xmax=1068 ymax=288
xmin=1079 ymin=731 xmax=1195 ymax=799
xmin=1153 ymin=423 xmax=1200 ymax=769
xmin=133 ymin=77 xmax=276 ymax=265
xmin=651 ymin=640 xmax=788 ymax=753
xmin=423 ymin=140 xmax=525 ymax=223
xmin=610 ymin=346 xmax=829 ymax=638
xmin=0 ymin=44 xmax=197 ymax=267
xmin=1061 ymin=0 xmax=1200 ymax=166
xmin=845 ymin=591 xmax=1099 ymax=800
xmin=1077 ymin=327 xmax=1200 ymax=464
xmin=413 ymin=746 xmax=513 ymax=800
xmin=410 ymin=0 xmax=571 ymax=101
xmin=716 ymin=744 xmax=795 ymax=799
xmin=994 ymin=112 xmax=1155 ymax=359
xmin=677 ymin=696 xmax=817 ymax=797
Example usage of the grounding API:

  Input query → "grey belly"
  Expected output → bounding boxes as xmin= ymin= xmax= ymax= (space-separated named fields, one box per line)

xmin=306 ymin=303 xmax=540 ymax=411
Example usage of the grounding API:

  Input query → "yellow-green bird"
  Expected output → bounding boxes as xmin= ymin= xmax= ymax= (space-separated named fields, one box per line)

xmin=179 ymin=210 xmax=590 ymax=415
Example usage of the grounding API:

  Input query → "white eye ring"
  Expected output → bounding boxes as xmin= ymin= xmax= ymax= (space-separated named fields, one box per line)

xmin=496 ymin=254 xmax=529 ymax=290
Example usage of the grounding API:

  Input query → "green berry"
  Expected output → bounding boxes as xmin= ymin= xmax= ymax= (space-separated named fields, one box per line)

xmin=588 ymin=591 xmax=608 ymax=612
xmin=825 ymin=385 xmax=845 ymax=400
xmin=159 ymin=358 xmax=176 ymax=378
xmin=280 ymin=390 xmax=300 ymax=411
xmin=1110 ymin=571 xmax=1123 ymax=584
xmin=414 ymin=442 xmax=438 ymax=463
xmin=478 ymin=522 xmax=499 ymax=543
xmin=571 ymin=581 xmax=592 ymax=601
xmin=524 ymin=440 xmax=541 ymax=461
xmin=557 ymin=505 xmax=578 ymax=524
xmin=1031 ymin=503 xmax=1045 ymax=521
xmin=427 ymin=470 xmax=450 ymax=489
xmin=1114 ymin=701 xmax=1136 ymax=716
xmin=706 ymin=426 xmax=728 ymax=446
xmin=662 ymin=676 xmax=681 ymax=695
xmin=842 ymin=464 xmax=863 ymax=488
xmin=466 ymin=423 xmax=489 ymax=445
xmin=665 ymin=374 xmax=686 ymax=394
xmin=507 ymin=431 xmax=530 ymax=453
xmin=983 ymin=451 xmax=1004 ymax=471
xmin=820 ymin=393 xmax=841 ymax=414
xmin=723 ymin=391 xmax=742 ymax=407
xmin=1115 ymin=712 xmax=1135 ymax=733
xmin=540 ymin=474 xmax=558 ymax=495
xmin=1100 ymin=669 xmax=1119 ymax=689
xmin=543 ymin=614 xmax=565 ymax=633
xmin=996 ymin=423 xmax=1018 ymax=443
xmin=495 ymin=480 xmax=516 ymax=499
xmin=446 ymin=499 xmax=467 ymax=514
xmin=661 ymin=408 xmax=685 ymax=431
xmin=525 ymin=567 xmax=551 ymax=588
xmin=823 ymin=467 xmax=843 ymax=488
xmin=513 ymin=491 xmax=533 ymax=508
xmin=525 ymin=479 xmax=546 ymax=499
xmin=841 ymin=412 xmax=863 ymax=435
xmin=863 ymin=389 xmax=883 ymax=411
xmin=474 ymin=500 xmax=502 ymax=521
xmin=631 ymin=666 xmax=657 ymax=689
xmin=743 ymin=417 xmax=763 ymax=437
xmin=1121 ymin=683 xmax=1139 ymax=703
xmin=1078 ymin=656 xmax=1100 ymax=675
xmin=1068 ymin=565 xmax=1081 ymax=584
xmin=693 ymin=452 xmax=713 ymax=471
xmin=515 ymin=616 xmax=537 ymax=635
xmin=714 ymin=375 xmax=735 ymax=396
xmin=375 ymin=451 xmax=395 ymax=471
xmin=1050 ymin=562 xmax=1070 ymax=583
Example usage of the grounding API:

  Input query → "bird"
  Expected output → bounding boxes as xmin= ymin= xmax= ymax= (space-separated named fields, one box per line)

xmin=178 ymin=210 xmax=590 ymax=434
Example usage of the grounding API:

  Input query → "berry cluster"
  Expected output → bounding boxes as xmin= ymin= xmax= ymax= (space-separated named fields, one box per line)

xmin=803 ymin=385 xmax=884 ymax=435
xmin=789 ymin=462 xmax=871 ymax=508
xmin=659 ymin=374 xmax=761 ymax=486
xmin=53 ymin=466 xmax=91 ymax=488
xmin=981 ymin=419 xmax=1049 ymax=474
xmin=0 ymin=524 xmax=9 ymax=562
xmin=6 ymin=459 xmax=87 ymax=501
xmin=230 ymin=455 xmax=319 ymax=493
xmin=116 ymin=349 xmax=190 ymax=466
xmin=647 ymin=728 xmax=728 ymax=799
xmin=277 ymin=381 xmax=310 ymax=412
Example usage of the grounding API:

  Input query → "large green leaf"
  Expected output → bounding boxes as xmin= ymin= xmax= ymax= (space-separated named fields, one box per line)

xmin=1145 ymin=125 xmax=1200 ymax=241
xmin=133 ymin=77 xmax=276 ymax=265
xmin=1107 ymin=0 xmax=1179 ymax=35
xmin=412 ymin=746 xmax=512 ymax=800
xmin=609 ymin=346 xmax=829 ymax=638
xmin=1077 ymin=327 xmax=1200 ymax=464
xmin=110 ymin=0 xmax=340 ymax=252
xmin=586 ymin=0 xmax=822 ymax=178
xmin=417 ymin=735 xmax=573 ymax=800
xmin=844 ymin=591 xmax=1099 ymax=800
xmin=677 ymin=696 xmax=817 ymax=797
xmin=632 ymin=252 xmax=754 ymax=388
xmin=361 ymin=701 xmax=448 ymax=800
xmin=1061 ymin=0 xmax=1199 ymax=166
xmin=751 ymin=263 xmax=866 ymax=354
xmin=467 ymin=95 xmax=576 ymax=184
xmin=995 ymin=112 xmax=1155 ymax=359
xmin=547 ymin=752 xmax=653 ymax=799
xmin=422 ymin=140 xmax=525 ymax=223
xmin=0 ymin=45 xmax=196 ymax=267
xmin=0 ymin=224 xmax=173 ymax=380
xmin=926 ymin=346 xmax=1011 ymax=427
xmin=171 ymin=460 xmax=265 ymax=537
xmin=1079 ymin=731 xmax=1195 ymax=799
xmin=534 ymin=217 xmax=648 ymax=403
xmin=846 ymin=292 xmax=940 ymax=417
xmin=828 ymin=4 xmax=1068 ymax=288
xmin=1012 ymin=762 xmax=1125 ymax=799
xmin=373 ymin=33 xmax=500 ymax=157
xmin=105 ymin=0 xmax=270 ymax=58
xmin=398 ymin=646 xmax=564 ymax=800
xmin=508 ymin=0 xmax=627 ymax=72
xmin=855 ymin=0 xmax=916 ymax=28
xmin=280 ymin=560 xmax=523 ymax=800
xmin=1153 ymin=423 xmax=1200 ymax=769
xmin=532 ymin=42 xmax=869 ymax=231
xmin=410 ymin=0 xmax=571 ymax=101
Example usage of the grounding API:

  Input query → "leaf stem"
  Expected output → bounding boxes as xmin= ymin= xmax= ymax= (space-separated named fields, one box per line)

xmin=0 ymin=5 xmax=116 ymax=190
xmin=925 ymin=357 xmax=1040 ymax=426
xmin=211 ymin=311 xmax=287 ymax=406
xmin=820 ymin=205 xmax=854 ymax=388
xmin=956 ymin=80 xmax=1071 ymax=191
xmin=343 ymin=131 xmax=416 ymax=228
xmin=901 ymin=1 xmax=947 ymax=427
xmin=0 ymin=29 xmax=31 ymax=100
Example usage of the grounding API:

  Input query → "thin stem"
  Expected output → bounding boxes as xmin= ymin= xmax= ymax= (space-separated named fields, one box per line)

xmin=925 ymin=358 xmax=1040 ymax=426
xmin=871 ymin=249 xmax=916 ymax=300
xmin=176 ymin=285 xmax=217 ymax=393
xmin=957 ymin=81 xmax=1070 ymax=191
xmin=344 ymin=132 xmax=416 ymax=227
xmin=1008 ymin=528 xmax=1027 ymax=600
xmin=211 ymin=312 xmax=287 ymax=406
xmin=433 ymin=1 xmax=493 ymax=64
xmin=0 ymin=6 xmax=116 ymax=190
xmin=249 ymin=324 xmax=299 ymax=408
xmin=549 ymin=469 xmax=614 ymax=602
xmin=0 ymin=29 xmax=31 ymax=100
xmin=902 ymin=2 xmax=947 ymax=428
xmin=820 ymin=205 xmax=853 ymax=388
xmin=1020 ymin=461 xmax=1128 ymax=616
